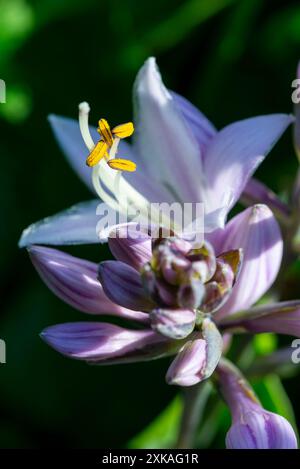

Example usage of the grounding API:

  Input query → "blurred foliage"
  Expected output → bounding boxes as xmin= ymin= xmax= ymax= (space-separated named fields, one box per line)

xmin=1 ymin=0 xmax=300 ymax=448
xmin=128 ymin=396 xmax=183 ymax=449
xmin=254 ymin=333 xmax=278 ymax=355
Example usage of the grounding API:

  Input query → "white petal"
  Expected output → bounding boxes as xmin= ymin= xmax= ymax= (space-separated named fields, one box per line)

xmin=133 ymin=57 xmax=204 ymax=203
xmin=19 ymin=200 xmax=104 ymax=247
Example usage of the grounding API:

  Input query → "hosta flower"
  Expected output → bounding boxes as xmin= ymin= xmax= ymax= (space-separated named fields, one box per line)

xmin=217 ymin=359 xmax=297 ymax=449
xmin=19 ymin=57 xmax=293 ymax=247
xmin=19 ymin=57 xmax=299 ymax=449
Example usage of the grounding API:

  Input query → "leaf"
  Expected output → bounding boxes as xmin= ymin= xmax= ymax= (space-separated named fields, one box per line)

xmin=127 ymin=395 xmax=183 ymax=449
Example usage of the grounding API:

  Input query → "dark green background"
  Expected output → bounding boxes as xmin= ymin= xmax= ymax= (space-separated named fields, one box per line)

xmin=1 ymin=0 xmax=300 ymax=448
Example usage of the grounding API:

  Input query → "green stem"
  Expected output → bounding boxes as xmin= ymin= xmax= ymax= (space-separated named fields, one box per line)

xmin=176 ymin=381 xmax=211 ymax=449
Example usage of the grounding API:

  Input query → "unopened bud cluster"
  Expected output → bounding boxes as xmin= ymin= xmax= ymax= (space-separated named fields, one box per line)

xmin=141 ymin=237 xmax=242 ymax=315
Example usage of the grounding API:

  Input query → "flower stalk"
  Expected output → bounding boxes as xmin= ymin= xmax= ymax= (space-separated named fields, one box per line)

xmin=176 ymin=381 xmax=212 ymax=449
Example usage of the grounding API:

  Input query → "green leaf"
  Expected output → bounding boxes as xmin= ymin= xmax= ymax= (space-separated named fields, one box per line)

xmin=127 ymin=395 xmax=183 ymax=449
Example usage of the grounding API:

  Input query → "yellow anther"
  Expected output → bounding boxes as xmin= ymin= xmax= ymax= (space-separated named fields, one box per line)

xmin=98 ymin=118 xmax=114 ymax=146
xmin=107 ymin=158 xmax=136 ymax=172
xmin=86 ymin=140 xmax=108 ymax=167
xmin=86 ymin=117 xmax=135 ymax=170
xmin=112 ymin=122 xmax=134 ymax=139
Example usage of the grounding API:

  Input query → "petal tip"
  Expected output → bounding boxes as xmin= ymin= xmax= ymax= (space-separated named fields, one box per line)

xmin=249 ymin=203 xmax=274 ymax=222
xmin=18 ymin=225 xmax=34 ymax=248
xmin=142 ymin=56 xmax=157 ymax=71
xmin=47 ymin=113 xmax=64 ymax=127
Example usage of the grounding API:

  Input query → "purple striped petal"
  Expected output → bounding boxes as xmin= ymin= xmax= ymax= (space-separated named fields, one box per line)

xmin=150 ymin=308 xmax=196 ymax=339
xmin=166 ymin=318 xmax=222 ymax=386
xmin=166 ymin=338 xmax=207 ymax=386
xmin=19 ymin=200 xmax=102 ymax=247
xmin=217 ymin=360 xmax=297 ymax=449
xmin=220 ymin=300 xmax=300 ymax=337
xmin=133 ymin=57 xmax=203 ymax=203
xmin=41 ymin=322 xmax=181 ymax=364
xmin=171 ymin=91 xmax=217 ymax=159
xmin=98 ymin=260 xmax=155 ymax=312
xmin=226 ymin=411 xmax=298 ymax=449
xmin=212 ymin=205 xmax=283 ymax=320
xmin=241 ymin=178 xmax=291 ymax=223
xmin=108 ymin=225 xmax=152 ymax=270
xmin=203 ymin=114 xmax=294 ymax=218
xmin=28 ymin=246 xmax=148 ymax=323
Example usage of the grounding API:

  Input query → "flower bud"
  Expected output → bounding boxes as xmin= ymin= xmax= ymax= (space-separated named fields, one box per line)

xmin=166 ymin=318 xmax=223 ymax=386
xmin=150 ymin=308 xmax=196 ymax=339
xmin=177 ymin=278 xmax=205 ymax=309
xmin=201 ymin=249 xmax=242 ymax=314
xmin=142 ymin=237 xmax=217 ymax=309
xmin=217 ymin=359 xmax=298 ymax=449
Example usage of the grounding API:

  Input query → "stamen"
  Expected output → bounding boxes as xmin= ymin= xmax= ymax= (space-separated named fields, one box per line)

xmin=96 ymin=160 xmax=178 ymax=232
xmin=86 ymin=140 xmax=108 ymax=167
xmin=112 ymin=122 xmax=134 ymax=139
xmin=78 ymin=102 xmax=95 ymax=151
xmin=78 ymin=102 xmax=178 ymax=234
xmin=108 ymin=159 xmax=136 ymax=172
xmin=108 ymin=137 xmax=120 ymax=160
xmin=113 ymin=170 xmax=123 ymax=213
xmin=98 ymin=118 xmax=114 ymax=146
xmin=92 ymin=165 xmax=121 ymax=212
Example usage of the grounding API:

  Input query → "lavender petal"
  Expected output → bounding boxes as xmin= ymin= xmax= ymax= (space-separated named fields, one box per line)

xmin=108 ymin=224 xmax=152 ymax=270
xmin=41 ymin=322 xmax=182 ymax=364
xmin=212 ymin=205 xmax=283 ymax=320
xmin=204 ymin=114 xmax=294 ymax=218
xmin=29 ymin=245 xmax=149 ymax=323
xmin=98 ymin=260 xmax=155 ymax=312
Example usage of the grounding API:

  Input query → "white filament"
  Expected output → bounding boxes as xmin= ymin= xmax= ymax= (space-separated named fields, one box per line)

xmin=108 ymin=137 xmax=120 ymax=159
xmin=92 ymin=166 xmax=121 ymax=212
xmin=78 ymin=103 xmax=176 ymax=231
xmin=78 ymin=102 xmax=95 ymax=151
